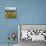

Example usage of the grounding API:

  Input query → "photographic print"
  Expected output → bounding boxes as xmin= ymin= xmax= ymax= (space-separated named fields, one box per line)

xmin=18 ymin=24 xmax=46 ymax=46
xmin=5 ymin=7 xmax=16 ymax=19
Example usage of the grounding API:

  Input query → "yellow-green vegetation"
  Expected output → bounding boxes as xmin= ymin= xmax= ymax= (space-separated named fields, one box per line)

xmin=5 ymin=11 xmax=16 ymax=19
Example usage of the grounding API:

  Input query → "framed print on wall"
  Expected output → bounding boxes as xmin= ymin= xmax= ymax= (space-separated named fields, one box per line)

xmin=18 ymin=24 xmax=46 ymax=42
xmin=5 ymin=7 xmax=16 ymax=19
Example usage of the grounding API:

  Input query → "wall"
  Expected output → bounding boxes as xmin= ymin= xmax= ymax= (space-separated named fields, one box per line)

xmin=0 ymin=0 xmax=18 ymax=44
xmin=0 ymin=0 xmax=46 ymax=44
xmin=16 ymin=0 xmax=46 ymax=24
